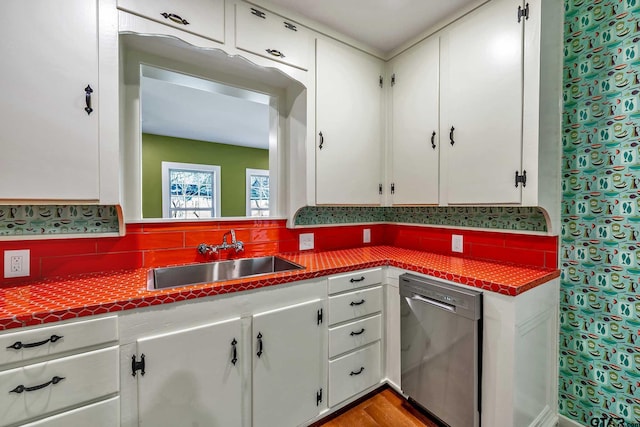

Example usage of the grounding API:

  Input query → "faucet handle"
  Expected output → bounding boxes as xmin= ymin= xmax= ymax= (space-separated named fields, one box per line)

xmin=197 ymin=243 xmax=217 ymax=255
xmin=235 ymin=241 xmax=244 ymax=253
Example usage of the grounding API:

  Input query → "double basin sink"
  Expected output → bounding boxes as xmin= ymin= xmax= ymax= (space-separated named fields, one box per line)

xmin=148 ymin=256 xmax=305 ymax=290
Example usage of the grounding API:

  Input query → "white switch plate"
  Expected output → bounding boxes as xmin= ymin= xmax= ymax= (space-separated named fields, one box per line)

xmin=452 ymin=235 xmax=463 ymax=253
xmin=299 ymin=233 xmax=314 ymax=251
xmin=363 ymin=228 xmax=371 ymax=243
xmin=4 ymin=249 xmax=30 ymax=278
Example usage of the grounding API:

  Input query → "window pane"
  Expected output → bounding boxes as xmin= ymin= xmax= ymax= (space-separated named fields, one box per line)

xmin=169 ymin=167 xmax=216 ymax=217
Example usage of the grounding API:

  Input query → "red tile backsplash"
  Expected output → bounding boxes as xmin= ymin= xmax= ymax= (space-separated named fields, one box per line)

xmin=0 ymin=220 xmax=558 ymax=285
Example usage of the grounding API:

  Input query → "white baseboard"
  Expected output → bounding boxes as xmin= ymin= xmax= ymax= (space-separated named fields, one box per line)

xmin=558 ymin=414 xmax=586 ymax=427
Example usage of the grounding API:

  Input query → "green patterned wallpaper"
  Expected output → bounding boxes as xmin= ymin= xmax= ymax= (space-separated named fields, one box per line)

xmin=0 ymin=205 xmax=119 ymax=237
xmin=294 ymin=206 xmax=548 ymax=232
xmin=561 ymin=0 xmax=640 ymax=425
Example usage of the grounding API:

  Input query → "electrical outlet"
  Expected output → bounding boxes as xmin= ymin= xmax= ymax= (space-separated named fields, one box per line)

xmin=452 ymin=235 xmax=463 ymax=253
xmin=363 ymin=228 xmax=371 ymax=243
xmin=4 ymin=249 xmax=30 ymax=278
xmin=299 ymin=233 xmax=314 ymax=251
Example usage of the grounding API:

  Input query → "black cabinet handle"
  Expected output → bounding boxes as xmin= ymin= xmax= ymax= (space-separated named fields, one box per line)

xmin=84 ymin=85 xmax=93 ymax=115
xmin=10 ymin=376 xmax=65 ymax=394
xmin=319 ymin=131 xmax=324 ymax=150
xmin=431 ymin=131 xmax=436 ymax=149
xmin=161 ymin=12 xmax=189 ymax=25
xmin=350 ymin=299 xmax=366 ymax=306
xmin=256 ymin=332 xmax=263 ymax=358
xmin=449 ymin=126 xmax=455 ymax=146
xmin=266 ymin=49 xmax=285 ymax=58
xmin=7 ymin=334 xmax=63 ymax=350
xmin=350 ymin=328 xmax=365 ymax=336
xmin=349 ymin=367 xmax=365 ymax=376
xmin=349 ymin=277 xmax=365 ymax=283
xmin=231 ymin=338 xmax=238 ymax=365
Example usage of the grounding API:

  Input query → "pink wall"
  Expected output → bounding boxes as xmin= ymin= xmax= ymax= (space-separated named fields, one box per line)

xmin=0 ymin=220 xmax=557 ymax=286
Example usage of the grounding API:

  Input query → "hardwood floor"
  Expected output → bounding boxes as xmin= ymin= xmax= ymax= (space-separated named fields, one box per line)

xmin=316 ymin=388 xmax=442 ymax=427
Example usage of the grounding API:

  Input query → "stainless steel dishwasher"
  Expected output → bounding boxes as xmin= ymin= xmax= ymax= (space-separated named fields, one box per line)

xmin=400 ymin=273 xmax=482 ymax=427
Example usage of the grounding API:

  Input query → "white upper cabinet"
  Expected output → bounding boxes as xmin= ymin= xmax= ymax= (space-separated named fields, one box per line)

xmin=0 ymin=0 xmax=100 ymax=201
xmin=316 ymin=38 xmax=384 ymax=205
xmin=439 ymin=0 xmax=524 ymax=205
xmin=117 ymin=0 xmax=225 ymax=43
xmin=389 ymin=36 xmax=440 ymax=205
xmin=235 ymin=2 xmax=313 ymax=71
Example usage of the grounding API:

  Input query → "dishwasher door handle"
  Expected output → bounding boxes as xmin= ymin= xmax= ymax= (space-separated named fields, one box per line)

xmin=410 ymin=294 xmax=456 ymax=313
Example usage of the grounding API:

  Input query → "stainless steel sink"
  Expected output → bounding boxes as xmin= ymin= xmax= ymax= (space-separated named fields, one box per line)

xmin=148 ymin=256 xmax=305 ymax=290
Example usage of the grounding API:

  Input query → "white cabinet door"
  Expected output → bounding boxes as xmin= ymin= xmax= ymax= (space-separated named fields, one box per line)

xmin=235 ymin=3 xmax=313 ymax=70
xmin=117 ymin=0 xmax=225 ymax=43
xmin=135 ymin=318 xmax=242 ymax=427
xmin=0 ymin=0 xmax=99 ymax=201
xmin=390 ymin=36 xmax=440 ymax=205
xmin=316 ymin=38 xmax=384 ymax=205
xmin=440 ymin=0 xmax=524 ymax=204
xmin=253 ymin=299 xmax=324 ymax=427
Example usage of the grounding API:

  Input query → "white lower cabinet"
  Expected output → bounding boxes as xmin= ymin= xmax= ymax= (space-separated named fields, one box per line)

xmin=134 ymin=318 xmax=243 ymax=427
xmin=20 ymin=397 xmax=120 ymax=427
xmin=1 ymin=346 xmax=119 ymax=427
xmin=253 ymin=299 xmax=324 ymax=427
xmin=329 ymin=341 xmax=381 ymax=407
xmin=326 ymin=270 xmax=384 ymax=409
xmin=0 ymin=316 xmax=120 ymax=427
xmin=120 ymin=279 xmax=328 ymax=427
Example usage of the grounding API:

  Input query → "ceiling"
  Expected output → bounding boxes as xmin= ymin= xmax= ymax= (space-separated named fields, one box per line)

xmin=263 ymin=0 xmax=480 ymax=54
xmin=141 ymin=68 xmax=271 ymax=150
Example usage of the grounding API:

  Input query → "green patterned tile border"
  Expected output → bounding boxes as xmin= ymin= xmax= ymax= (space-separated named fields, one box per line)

xmin=560 ymin=0 xmax=640 ymax=425
xmin=294 ymin=206 xmax=548 ymax=232
xmin=0 ymin=205 xmax=120 ymax=237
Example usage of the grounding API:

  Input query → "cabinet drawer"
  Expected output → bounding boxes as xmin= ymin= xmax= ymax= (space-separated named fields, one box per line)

xmin=117 ymin=0 xmax=225 ymax=43
xmin=328 ymin=286 xmax=383 ymax=325
xmin=0 ymin=346 xmax=119 ymax=426
xmin=329 ymin=341 xmax=381 ymax=407
xmin=329 ymin=315 xmax=381 ymax=358
xmin=0 ymin=316 xmax=118 ymax=367
xmin=20 ymin=396 xmax=119 ymax=427
xmin=235 ymin=3 xmax=312 ymax=70
xmin=328 ymin=269 xmax=383 ymax=295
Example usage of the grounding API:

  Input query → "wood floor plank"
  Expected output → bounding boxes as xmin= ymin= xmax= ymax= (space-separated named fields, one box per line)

xmin=317 ymin=387 xmax=442 ymax=427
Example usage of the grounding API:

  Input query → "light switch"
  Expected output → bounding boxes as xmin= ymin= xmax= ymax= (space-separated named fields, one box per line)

xmin=452 ymin=235 xmax=463 ymax=253
xmin=299 ymin=233 xmax=314 ymax=251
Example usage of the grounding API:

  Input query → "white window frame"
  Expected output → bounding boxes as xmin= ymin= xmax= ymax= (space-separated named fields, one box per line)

xmin=246 ymin=168 xmax=270 ymax=217
xmin=162 ymin=161 xmax=221 ymax=219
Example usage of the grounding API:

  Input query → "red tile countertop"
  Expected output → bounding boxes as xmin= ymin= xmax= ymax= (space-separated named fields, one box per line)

xmin=0 ymin=246 xmax=559 ymax=331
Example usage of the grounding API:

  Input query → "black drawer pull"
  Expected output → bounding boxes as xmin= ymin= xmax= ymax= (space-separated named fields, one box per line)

xmin=431 ymin=131 xmax=436 ymax=149
xmin=266 ymin=49 xmax=285 ymax=58
xmin=161 ymin=12 xmax=189 ymax=25
xmin=350 ymin=367 xmax=365 ymax=376
xmin=349 ymin=277 xmax=365 ymax=283
xmin=250 ymin=8 xmax=266 ymax=19
xmin=449 ymin=126 xmax=455 ymax=146
xmin=350 ymin=299 xmax=366 ymax=306
xmin=7 ymin=334 xmax=63 ymax=350
xmin=350 ymin=328 xmax=365 ymax=336
xmin=10 ymin=376 xmax=65 ymax=394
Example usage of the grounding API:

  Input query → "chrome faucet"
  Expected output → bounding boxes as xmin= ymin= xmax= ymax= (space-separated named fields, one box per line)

xmin=198 ymin=229 xmax=244 ymax=255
